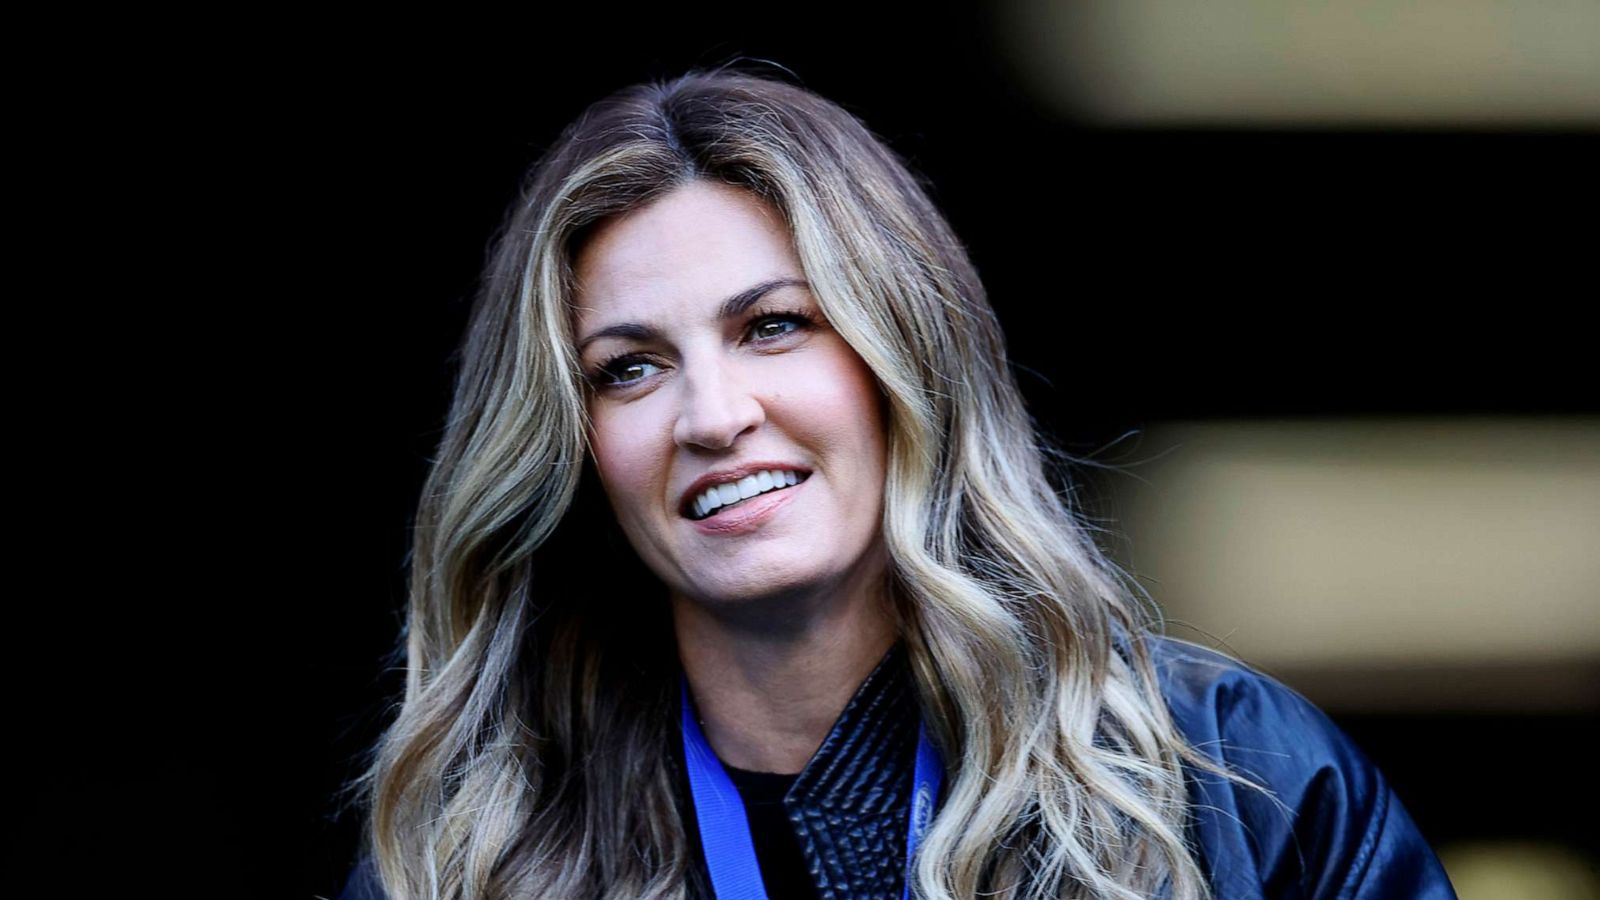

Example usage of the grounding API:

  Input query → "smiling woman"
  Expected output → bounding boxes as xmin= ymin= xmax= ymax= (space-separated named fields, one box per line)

xmin=340 ymin=67 xmax=1457 ymax=900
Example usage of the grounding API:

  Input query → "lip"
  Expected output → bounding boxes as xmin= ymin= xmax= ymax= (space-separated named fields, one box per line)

xmin=686 ymin=474 xmax=806 ymax=536
xmin=678 ymin=461 xmax=813 ymax=519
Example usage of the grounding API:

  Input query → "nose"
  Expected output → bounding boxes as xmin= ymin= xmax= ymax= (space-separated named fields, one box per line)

xmin=673 ymin=355 xmax=765 ymax=451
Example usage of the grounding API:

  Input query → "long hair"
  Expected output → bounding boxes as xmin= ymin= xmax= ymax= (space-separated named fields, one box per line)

xmin=361 ymin=66 xmax=1245 ymax=899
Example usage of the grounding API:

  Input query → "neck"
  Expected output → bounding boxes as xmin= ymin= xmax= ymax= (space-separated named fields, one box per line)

xmin=673 ymin=566 xmax=896 ymax=775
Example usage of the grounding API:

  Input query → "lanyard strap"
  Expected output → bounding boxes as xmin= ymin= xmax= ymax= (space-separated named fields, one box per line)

xmin=681 ymin=679 xmax=943 ymax=900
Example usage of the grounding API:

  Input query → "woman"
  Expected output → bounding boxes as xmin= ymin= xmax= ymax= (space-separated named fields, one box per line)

xmin=343 ymin=68 xmax=1456 ymax=899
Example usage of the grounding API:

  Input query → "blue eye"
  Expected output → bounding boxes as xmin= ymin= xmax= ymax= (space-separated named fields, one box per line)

xmin=751 ymin=319 xmax=796 ymax=340
xmin=748 ymin=313 xmax=811 ymax=342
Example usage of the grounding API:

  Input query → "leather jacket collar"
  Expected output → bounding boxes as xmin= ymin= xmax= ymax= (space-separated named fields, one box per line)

xmin=677 ymin=642 xmax=922 ymax=899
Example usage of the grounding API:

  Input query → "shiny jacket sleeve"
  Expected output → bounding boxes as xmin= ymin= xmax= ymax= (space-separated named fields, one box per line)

xmin=1151 ymin=637 xmax=1458 ymax=899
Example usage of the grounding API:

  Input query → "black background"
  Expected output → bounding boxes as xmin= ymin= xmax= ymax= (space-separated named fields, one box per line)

xmin=33 ymin=4 xmax=1593 ymax=895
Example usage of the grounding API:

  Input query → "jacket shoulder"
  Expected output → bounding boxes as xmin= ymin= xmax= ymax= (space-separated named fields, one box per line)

xmin=335 ymin=855 xmax=385 ymax=900
xmin=1139 ymin=634 xmax=1457 ymax=899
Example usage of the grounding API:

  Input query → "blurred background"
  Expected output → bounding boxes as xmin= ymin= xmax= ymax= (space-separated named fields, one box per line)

xmin=43 ymin=2 xmax=1594 ymax=896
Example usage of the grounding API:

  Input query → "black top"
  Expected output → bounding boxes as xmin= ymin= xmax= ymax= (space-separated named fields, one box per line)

xmin=723 ymin=764 xmax=820 ymax=900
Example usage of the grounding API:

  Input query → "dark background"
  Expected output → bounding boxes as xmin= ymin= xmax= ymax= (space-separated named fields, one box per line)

xmin=38 ymin=4 xmax=1592 ymax=896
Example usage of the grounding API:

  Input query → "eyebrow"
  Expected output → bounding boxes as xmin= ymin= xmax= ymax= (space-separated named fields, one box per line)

xmin=575 ymin=277 xmax=811 ymax=354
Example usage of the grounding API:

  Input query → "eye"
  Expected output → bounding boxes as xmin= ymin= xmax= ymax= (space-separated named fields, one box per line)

xmin=592 ymin=355 xmax=663 ymax=388
xmin=751 ymin=319 xmax=797 ymax=340
xmin=747 ymin=311 xmax=814 ymax=343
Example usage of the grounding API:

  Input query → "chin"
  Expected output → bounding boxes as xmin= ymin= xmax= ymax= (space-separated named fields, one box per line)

xmin=677 ymin=566 xmax=834 ymax=612
xmin=697 ymin=574 xmax=815 ymax=606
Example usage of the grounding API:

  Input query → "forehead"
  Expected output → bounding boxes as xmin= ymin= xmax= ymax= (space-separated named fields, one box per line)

xmin=571 ymin=181 xmax=802 ymax=330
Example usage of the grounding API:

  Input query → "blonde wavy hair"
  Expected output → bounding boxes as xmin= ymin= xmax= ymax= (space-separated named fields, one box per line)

xmin=359 ymin=66 xmax=1244 ymax=899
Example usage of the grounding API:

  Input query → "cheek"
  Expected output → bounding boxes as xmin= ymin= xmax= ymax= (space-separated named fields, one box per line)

xmin=587 ymin=407 xmax=664 ymax=518
xmin=798 ymin=346 xmax=889 ymax=468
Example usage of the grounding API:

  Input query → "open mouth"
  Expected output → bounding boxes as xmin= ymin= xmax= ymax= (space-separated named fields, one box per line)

xmin=687 ymin=470 xmax=811 ymax=521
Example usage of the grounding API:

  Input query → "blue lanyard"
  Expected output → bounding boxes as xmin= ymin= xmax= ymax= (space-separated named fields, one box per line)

xmin=680 ymin=679 xmax=943 ymax=900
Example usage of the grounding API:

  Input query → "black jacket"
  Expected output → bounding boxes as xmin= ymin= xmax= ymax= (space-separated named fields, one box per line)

xmin=340 ymin=636 xmax=1457 ymax=899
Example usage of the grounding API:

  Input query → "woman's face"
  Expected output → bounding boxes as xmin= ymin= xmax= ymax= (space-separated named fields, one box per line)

xmin=572 ymin=180 xmax=890 ymax=613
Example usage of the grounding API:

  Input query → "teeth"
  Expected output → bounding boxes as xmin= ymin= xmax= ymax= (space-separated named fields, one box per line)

xmin=692 ymin=469 xmax=805 ymax=519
